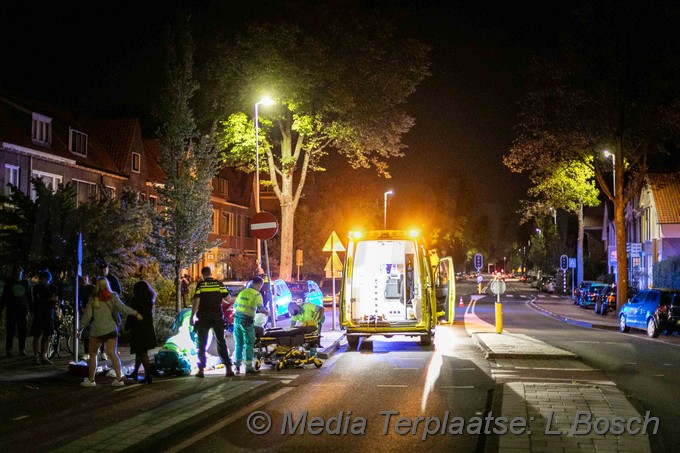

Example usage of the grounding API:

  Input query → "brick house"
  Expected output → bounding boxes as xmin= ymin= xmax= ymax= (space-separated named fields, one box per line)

xmin=1 ymin=95 xmax=257 ymax=279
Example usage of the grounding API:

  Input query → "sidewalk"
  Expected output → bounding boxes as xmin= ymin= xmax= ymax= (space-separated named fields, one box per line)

xmin=0 ymin=326 xmax=345 ymax=452
xmin=530 ymin=295 xmax=619 ymax=329
xmin=472 ymin=323 xmax=652 ymax=452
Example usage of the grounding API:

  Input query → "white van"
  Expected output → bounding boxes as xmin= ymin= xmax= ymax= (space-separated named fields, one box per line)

xmin=340 ymin=230 xmax=455 ymax=348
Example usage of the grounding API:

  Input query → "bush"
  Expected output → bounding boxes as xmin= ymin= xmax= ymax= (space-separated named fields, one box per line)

xmin=653 ymin=255 xmax=680 ymax=289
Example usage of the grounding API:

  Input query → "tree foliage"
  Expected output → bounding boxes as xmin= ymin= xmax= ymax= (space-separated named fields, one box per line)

xmin=504 ymin=1 xmax=680 ymax=306
xmin=209 ymin=7 xmax=430 ymax=279
xmin=147 ymin=15 xmax=221 ymax=311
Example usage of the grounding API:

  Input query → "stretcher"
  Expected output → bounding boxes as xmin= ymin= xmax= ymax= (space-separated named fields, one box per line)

xmin=253 ymin=325 xmax=323 ymax=371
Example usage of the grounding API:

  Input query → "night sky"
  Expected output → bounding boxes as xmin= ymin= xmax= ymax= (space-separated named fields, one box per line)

xmin=0 ymin=1 xmax=591 ymax=221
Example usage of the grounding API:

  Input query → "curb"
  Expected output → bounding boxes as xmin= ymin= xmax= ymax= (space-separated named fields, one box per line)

xmin=317 ymin=333 xmax=345 ymax=359
xmin=528 ymin=299 xmax=617 ymax=330
xmin=471 ymin=333 xmax=578 ymax=360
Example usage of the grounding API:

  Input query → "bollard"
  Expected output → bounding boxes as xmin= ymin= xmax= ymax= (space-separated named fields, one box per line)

xmin=495 ymin=291 xmax=503 ymax=334
xmin=478 ymin=282 xmax=482 ymax=295
xmin=459 ymin=296 xmax=464 ymax=307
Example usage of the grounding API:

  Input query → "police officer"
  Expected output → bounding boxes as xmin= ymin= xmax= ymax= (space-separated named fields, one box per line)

xmin=233 ymin=277 xmax=269 ymax=374
xmin=191 ymin=267 xmax=234 ymax=378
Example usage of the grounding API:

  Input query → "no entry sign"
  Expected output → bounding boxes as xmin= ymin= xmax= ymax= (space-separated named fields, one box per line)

xmin=251 ymin=211 xmax=279 ymax=240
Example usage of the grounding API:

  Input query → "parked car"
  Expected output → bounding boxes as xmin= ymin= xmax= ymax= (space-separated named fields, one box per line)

xmin=592 ymin=284 xmax=614 ymax=315
xmin=579 ymin=282 xmax=609 ymax=309
xmin=271 ymin=279 xmax=293 ymax=319
xmin=318 ymin=279 xmax=341 ymax=306
xmin=222 ymin=280 xmax=248 ymax=297
xmin=543 ymin=277 xmax=556 ymax=293
xmin=619 ymin=288 xmax=680 ymax=337
xmin=573 ymin=280 xmax=597 ymax=305
xmin=285 ymin=280 xmax=324 ymax=307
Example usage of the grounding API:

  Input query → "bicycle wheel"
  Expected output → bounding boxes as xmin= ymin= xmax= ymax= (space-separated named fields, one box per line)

xmin=47 ymin=332 xmax=59 ymax=359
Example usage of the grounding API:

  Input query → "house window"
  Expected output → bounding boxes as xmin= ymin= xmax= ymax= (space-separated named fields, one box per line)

xmin=236 ymin=213 xmax=242 ymax=237
xmin=4 ymin=165 xmax=19 ymax=196
xmin=245 ymin=216 xmax=252 ymax=238
xmin=212 ymin=209 xmax=219 ymax=234
xmin=30 ymin=170 xmax=62 ymax=200
xmin=73 ymin=180 xmax=97 ymax=206
xmin=31 ymin=113 xmax=52 ymax=145
xmin=105 ymin=186 xmax=115 ymax=198
xmin=218 ymin=177 xmax=228 ymax=195
xmin=222 ymin=211 xmax=234 ymax=235
xmin=140 ymin=193 xmax=147 ymax=202
xmin=149 ymin=195 xmax=157 ymax=208
xmin=69 ymin=128 xmax=88 ymax=156
xmin=132 ymin=152 xmax=141 ymax=173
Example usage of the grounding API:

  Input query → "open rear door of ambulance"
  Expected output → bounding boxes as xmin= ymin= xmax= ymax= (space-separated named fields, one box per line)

xmin=435 ymin=257 xmax=455 ymax=324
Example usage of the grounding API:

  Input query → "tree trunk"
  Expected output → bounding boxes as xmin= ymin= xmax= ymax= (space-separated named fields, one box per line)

xmin=175 ymin=262 xmax=182 ymax=313
xmin=577 ymin=203 xmax=584 ymax=285
xmin=614 ymin=148 xmax=628 ymax=312
xmin=279 ymin=201 xmax=295 ymax=281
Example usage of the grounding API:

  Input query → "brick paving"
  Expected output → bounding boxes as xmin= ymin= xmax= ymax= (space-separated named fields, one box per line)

xmin=473 ymin=326 xmax=652 ymax=452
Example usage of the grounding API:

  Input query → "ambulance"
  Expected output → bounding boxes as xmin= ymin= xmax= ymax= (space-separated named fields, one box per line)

xmin=339 ymin=230 xmax=455 ymax=348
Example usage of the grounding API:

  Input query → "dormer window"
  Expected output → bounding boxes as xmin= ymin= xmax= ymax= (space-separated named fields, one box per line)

xmin=69 ymin=128 xmax=88 ymax=156
xmin=132 ymin=152 xmax=141 ymax=173
xmin=31 ymin=113 xmax=52 ymax=145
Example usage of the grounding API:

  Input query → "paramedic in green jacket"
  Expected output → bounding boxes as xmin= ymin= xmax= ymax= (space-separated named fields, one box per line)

xmin=232 ymin=277 xmax=269 ymax=374
xmin=288 ymin=301 xmax=325 ymax=345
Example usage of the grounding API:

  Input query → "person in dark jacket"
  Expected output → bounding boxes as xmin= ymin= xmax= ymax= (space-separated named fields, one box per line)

xmin=1 ymin=265 xmax=32 ymax=357
xmin=31 ymin=269 xmax=59 ymax=364
xmin=125 ymin=280 xmax=157 ymax=384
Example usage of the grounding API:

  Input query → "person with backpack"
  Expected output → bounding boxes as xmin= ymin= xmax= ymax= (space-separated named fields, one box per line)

xmin=80 ymin=277 xmax=142 ymax=387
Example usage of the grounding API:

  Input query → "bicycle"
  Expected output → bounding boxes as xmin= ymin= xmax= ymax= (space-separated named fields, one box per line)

xmin=48 ymin=301 xmax=79 ymax=359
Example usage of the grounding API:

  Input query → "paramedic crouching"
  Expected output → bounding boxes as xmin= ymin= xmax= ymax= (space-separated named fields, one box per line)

xmin=288 ymin=301 xmax=325 ymax=346
xmin=233 ymin=277 xmax=269 ymax=374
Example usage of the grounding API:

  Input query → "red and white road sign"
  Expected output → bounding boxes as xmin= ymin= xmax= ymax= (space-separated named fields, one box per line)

xmin=251 ymin=211 xmax=279 ymax=240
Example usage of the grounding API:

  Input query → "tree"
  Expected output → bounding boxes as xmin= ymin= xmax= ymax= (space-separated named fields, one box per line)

xmin=505 ymin=155 xmax=600 ymax=284
xmin=148 ymin=16 xmax=221 ymax=311
xmin=78 ymin=188 xmax=153 ymax=278
xmin=211 ymin=8 xmax=430 ymax=280
xmin=504 ymin=0 xmax=680 ymax=309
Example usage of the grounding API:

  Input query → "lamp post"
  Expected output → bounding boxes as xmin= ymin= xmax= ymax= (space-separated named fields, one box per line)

xmin=604 ymin=149 xmax=616 ymax=197
xmin=383 ymin=190 xmax=393 ymax=229
xmin=254 ymin=96 xmax=274 ymax=265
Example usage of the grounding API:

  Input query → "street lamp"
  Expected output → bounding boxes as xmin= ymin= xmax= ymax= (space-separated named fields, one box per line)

xmin=384 ymin=190 xmax=393 ymax=229
xmin=604 ymin=149 xmax=615 ymax=197
xmin=254 ymin=96 xmax=274 ymax=265
xmin=549 ymin=207 xmax=557 ymax=225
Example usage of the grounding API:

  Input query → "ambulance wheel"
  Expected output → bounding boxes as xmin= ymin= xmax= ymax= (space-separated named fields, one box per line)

xmin=313 ymin=358 xmax=323 ymax=368
xmin=276 ymin=362 xmax=284 ymax=371
xmin=254 ymin=359 xmax=261 ymax=371
xmin=420 ymin=334 xmax=433 ymax=346
xmin=347 ymin=337 xmax=359 ymax=350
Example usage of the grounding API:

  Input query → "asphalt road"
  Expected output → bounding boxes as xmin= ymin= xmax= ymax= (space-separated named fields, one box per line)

xmin=470 ymin=280 xmax=680 ymax=453
xmin=170 ymin=319 xmax=496 ymax=451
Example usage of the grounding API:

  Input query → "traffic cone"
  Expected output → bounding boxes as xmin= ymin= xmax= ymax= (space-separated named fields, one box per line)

xmin=459 ymin=297 xmax=464 ymax=307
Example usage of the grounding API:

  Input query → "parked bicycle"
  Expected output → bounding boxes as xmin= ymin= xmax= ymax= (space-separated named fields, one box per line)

xmin=48 ymin=301 xmax=78 ymax=359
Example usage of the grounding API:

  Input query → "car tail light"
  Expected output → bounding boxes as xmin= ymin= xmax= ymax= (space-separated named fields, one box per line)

xmin=657 ymin=305 xmax=668 ymax=314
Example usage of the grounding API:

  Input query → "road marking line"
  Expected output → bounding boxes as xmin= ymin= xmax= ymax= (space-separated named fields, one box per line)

xmin=377 ymin=384 xmax=408 ymax=388
xmin=623 ymin=362 xmax=638 ymax=365
xmin=442 ymin=385 xmax=474 ymax=389
xmin=312 ymin=383 xmax=347 ymax=387
xmin=652 ymin=374 xmax=665 ymax=377
xmin=394 ymin=367 xmax=420 ymax=370
xmin=12 ymin=415 xmax=30 ymax=421
xmin=514 ymin=367 xmax=598 ymax=371
xmin=456 ymin=368 xmax=476 ymax=371
xmin=166 ymin=387 xmax=293 ymax=453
